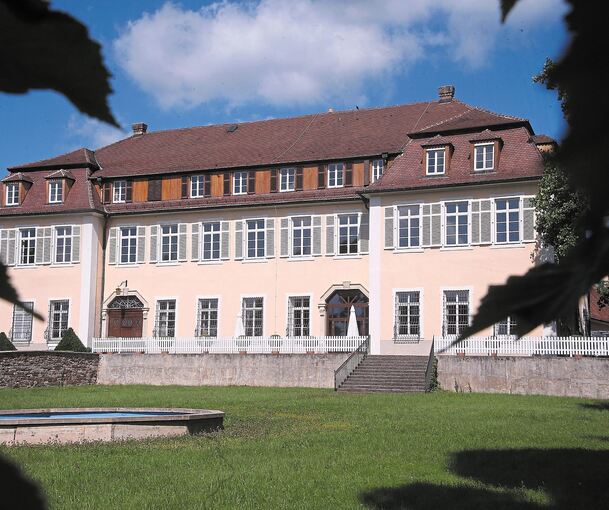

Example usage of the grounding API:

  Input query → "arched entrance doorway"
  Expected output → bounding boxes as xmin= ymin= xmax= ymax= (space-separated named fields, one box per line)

xmin=326 ymin=289 xmax=369 ymax=336
xmin=106 ymin=295 xmax=144 ymax=338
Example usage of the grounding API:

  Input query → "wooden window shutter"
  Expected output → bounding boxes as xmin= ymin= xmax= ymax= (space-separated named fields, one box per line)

xmin=295 ymin=167 xmax=304 ymax=191
xmin=270 ymin=169 xmax=278 ymax=193
xmin=363 ymin=160 xmax=370 ymax=186
xmin=344 ymin=162 xmax=353 ymax=187
xmin=181 ymin=176 xmax=189 ymax=199
xmin=204 ymin=175 xmax=211 ymax=197
xmin=317 ymin=165 xmax=326 ymax=189
xmin=223 ymin=173 xmax=231 ymax=196
xmin=125 ymin=180 xmax=133 ymax=203
xmin=247 ymin=171 xmax=256 ymax=194
xmin=148 ymin=178 xmax=162 ymax=201
xmin=102 ymin=182 xmax=111 ymax=204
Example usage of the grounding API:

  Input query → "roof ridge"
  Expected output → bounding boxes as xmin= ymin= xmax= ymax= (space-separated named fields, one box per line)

xmin=414 ymin=106 xmax=472 ymax=133
xmin=470 ymin=104 xmax=526 ymax=122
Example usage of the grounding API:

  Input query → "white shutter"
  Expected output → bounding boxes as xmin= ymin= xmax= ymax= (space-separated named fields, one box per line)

xmin=42 ymin=227 xmax=53 ymax=264
xmin=480 ymin=200 xmax=492 ymax=244
xmin=71 ymin=225 xmax=80 ymax=263
xmin=325 ymin=215 xmax=335 ymax=256
xmin=7 ymin=230 xmax=16 ymax=266
xmin=422 ymin=202 xmax=442 ymax=247
xmin=191 ymin=223 xmax=200 ymax=261
xmin=108 ymin=227 xmax=118 ymax=265
xmin=312 ymin=216 xmax=322 ymax=256
xmin=0 ymin=230 xmax=7 ymax=265
xmin=384 ymin=206 xmax=394 ymax=249
xmin=471 ymin=200 xmax=481 ymax=245
xmin=137 ymin=226 xmax=146 ymax=263
xmin=359 ymin=212 xmax=369 ymax=254
xmin=235 ymin=220 xmax=243 ymax=260
xmin=280 ymin=218 xmax=290 ymax=258
xmin=265 ymin=218 xmax=275 ymax=258
xmin=522 ymin=196 xmax=535 ymax=242
xmin=220 ymin=221 xmax=230 ymax=260
xmin=35 ymin=227 xmax=44 ymax=264
xmin=149 ymin=225 xmax=158 ymax=263
xmin=178 ymin=223 xmax=187 ymax=261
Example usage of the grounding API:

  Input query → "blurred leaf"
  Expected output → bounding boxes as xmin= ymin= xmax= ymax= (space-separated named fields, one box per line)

xmin=0 ymin=263 xmax=43 ymax=320
xmin=500 ymin=0 xmax=520 ymax=22
xmin=0 ymin=0 xmax=118 ymax=127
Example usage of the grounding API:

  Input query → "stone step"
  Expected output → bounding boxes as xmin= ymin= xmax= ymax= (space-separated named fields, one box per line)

xmin=338 ymin=387 xmax=426 ymax=393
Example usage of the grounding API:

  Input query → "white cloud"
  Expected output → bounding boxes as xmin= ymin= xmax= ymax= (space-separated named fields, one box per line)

xmin=114 ymin=0 xmax=567 ymax=109
xmin=67 ymin=115 xmax=129 ymax=150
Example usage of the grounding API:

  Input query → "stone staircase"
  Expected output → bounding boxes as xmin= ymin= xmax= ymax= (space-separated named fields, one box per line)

xmin=337 ymin=355 xmax=429 ymax=393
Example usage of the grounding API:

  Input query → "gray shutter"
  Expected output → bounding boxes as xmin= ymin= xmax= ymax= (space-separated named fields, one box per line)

xmin=480 ymin=200 xmax=492 ymax=244
xmin=325 ymin=215 xmax=335 ymax=256
xmin=7 ymin=229 xmax=16 ymax=266
xmin=265 ymin=218 xmax=275 ymax=258
xmin=235 ymin=220 xmax=243 ymax=260
xmin=149 ymin=225 xmax=158 ymax=263
xmin=178 ymin=223 xmax=187 ymax=261
xmin=191 ymin=223 xmax=200 ymax=261
xmin=431 ymin=203 xmax=442 ymax=246
xmin=471 ymin=201 xmax=480 ymax=244
xmin=221 ymin=221 xmax=230 ymax=260
xmin=280 ymin=218 xmax=290 ymax=257
xmin=384 ymin=207 xmax=394 ymax=249
xmin=422 ymin=204 xmax=431 ymax=247
xmin=0 ymin=230 xmax=7 ymax=265
xmin=71 ymin=225 xmax=80 ymax=263
xmin=108 ymin=227 xmax=118 ymax=265
xmin=42 ymin=227 xmax=52 ymax=264
xmin=359 ymin=212 xmax=369 ymax=254
xmin=522 ymin=197 xmax=535 ymax=242
xmin=312 ymin=216 xmax=322 ymax=256
xmin=137 ymin=226 xmax=146 ymax=263
xmin=35 ymin=228 xmax=44 ymax=264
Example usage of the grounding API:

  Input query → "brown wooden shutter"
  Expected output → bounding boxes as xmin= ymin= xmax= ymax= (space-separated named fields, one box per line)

xmin=270 ymin=169 xmax=278 ymax=193
xmin=148 ymin=178 xmax=162 ymax=201
xmin=317 ymin=164 xmax=326 ymax=189
xmin=223 ymin=173 xmax=231 ymax=196
xmin=344 ymin=162 xmax=353 ymax=187
xmin=181 ymin=176 xmax=189 ymax=199
xmin=204 ymin=175 xmax=211 ymax=197
xmin=247 ymin=171 xmax=256 ymax=194
xmin=363 ymin=160 xmax=370 ymax=186
xmin=125 ymin=180 xmax=133 ymax=203
xmin=102 ymin=182 xmax=111 ymax=203
xmin=295 ymin=166 xmax=304 ymax=191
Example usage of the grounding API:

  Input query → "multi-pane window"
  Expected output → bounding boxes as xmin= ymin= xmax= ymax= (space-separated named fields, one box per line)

xmin=445 ymin=201 xmax=469 ymax=246
xmin=160 ymin=224 xmax=178 ymax=262
xmin=443 ymin=290 xmax=470 ymax=336
xmin=48 ymin=180 xmax=63 ymax=203
xmin=328 ymin=163 xmax=344 ymax=188
xmin=12 ymin=302 xmax=34 ymax=343
xmin=5 ymin=183 xmax=19 ymax=206
xmin=495 ymin=198 xmax=520 ymax=244
xmin=246 ymin=219 xmax=265 ymax=259
xmin=155 ymin=300 xmax=176 ymax=337
xmin=426 ymin=148 xmax=445 ymax=175
xmin=280 ymin=167 xmax=295 ymax=192
xmin=197 ymin=298 xmax=218 ymax=337
xmin=288 ymin=296 xmax=310 ymax=337
xmin=19 ymin=228 xmax=36 ymax=265
xmin=291 ymin=216 xmax=311 ymax=257
xmin=113 ymin=180 xmax=127 ymax=203
xmin=371 ymin=159 xmax=384 ymax=182
xmin=191 ymin=175 xmax=205 ymax=198
xmin=202 ymin=222 xmax=221 ymax=261
xmin=395 ymin=292 xmax=420 ymax=339
xmin=55 ymin=226 xmax=72 ymax=263
xmin=338 ymin=214 xmax=359 ymax=255
xmin=120 ymin=227 xmax=137 ymax=264
xmin=233 ymin=171 xmax=248 ymax=195
xmin=242 ymin=297 xmax=263 ymax=336
xmin=474 ymin=143 xmax=494 ymax=171
xmin=397 ymin=205 xmax=420 ymax=249
xmin=494 ymin=316 xmax=517 ymax=337
xmin=48 ymin=300 xmax=69 ymax=341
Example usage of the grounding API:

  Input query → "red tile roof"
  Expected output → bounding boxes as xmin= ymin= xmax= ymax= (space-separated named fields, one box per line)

xmin=10 ymin=148 xmax=99 ymax=171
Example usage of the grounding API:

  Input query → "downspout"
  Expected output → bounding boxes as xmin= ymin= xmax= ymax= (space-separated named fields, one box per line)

xmin=98 ymin=213 xmax=109 ymax=337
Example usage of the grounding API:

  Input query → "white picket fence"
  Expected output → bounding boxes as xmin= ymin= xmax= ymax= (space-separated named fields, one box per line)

xmin=435 ymin=336 xmax=609 ymax=357
xmin=91 ymin=336 xmax=366 ymax=354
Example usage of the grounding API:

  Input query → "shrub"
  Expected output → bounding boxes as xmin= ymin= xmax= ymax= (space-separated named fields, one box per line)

xmin=54 ymin=328 xmax=89 ymax=352
xmin=0 ymin=332 xmax=16 ymax=351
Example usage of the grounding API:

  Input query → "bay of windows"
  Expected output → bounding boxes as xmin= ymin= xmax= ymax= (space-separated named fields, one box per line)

xmin=233 ymin=171 xmax=248 ymax=195
xmin=113 ymin=180 xmax=127 ymax=203
xmin=338 ymin=214 xmax=359 ymax=255
xmin=48 ymin=300 xmax=69 ymax=341
xmin=120 ymin=227 xmax=137 ymax=264
xmin=371 ymin=159 xmax=384 ymax=182
xmin=19 ymin=228 xmax=36 ymax=265
xmin=202 ymin=222 xmax=221 ymax=261
xmin=291 ymin=216 xmax=311 ymax=257
xmin=6 ymin=183 xmax=19 ymax=206
xmin=445 ymin=201 xmax=469 ymax=246
xmin=426 ymin=148 xmax=445 ymax=175
xmin=191 ymin=175 xmax=205 ymax=198
xmin=246 ymin=219 xmax=265 ymax=258
xmin=328 ymin=163 xmax=344 ymax=188
xmin=474 ymin=143 xmax=494 ymax=171
xmin=55 ymin=226 xmax=72 ymax=263
xmin=280 ymin=167 xmax=296 ymax=192
xmin=395 ymin=292 xmax=420 ymax=340
xmin=155 ymin=300 xmax=176 ymax=337
xmin=397 ymin=205 xmax=420 ymax=249
xmin=160 ymin=224 xmax=179 ymax=262
xmin=242 ymin=297 xmax=263 ymax=336
xmin=443 ymin=290 xmax=469 ymax=336
xmin=48 ymin=180 xmax=63 ymax=203
xmin=197 ymin=298 xmax=218 ymax=337
xmin=288 ymin=296 xmax=310 ymax=337
xmin=495 ymin=198 xmax=520 ymax=243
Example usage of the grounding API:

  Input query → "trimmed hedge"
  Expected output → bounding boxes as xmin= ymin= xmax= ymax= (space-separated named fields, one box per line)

xmin=54 ymin=328 xmax=89 ymax=352
xmin=0 ymin=331 xmax=16 ymax=351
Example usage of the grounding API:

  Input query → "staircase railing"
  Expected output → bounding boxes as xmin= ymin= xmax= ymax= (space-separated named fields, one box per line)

xmin=334 ymin=336 xmax=369 ymax=390
xmin=424 ymin=336 xmax=436 ymax=392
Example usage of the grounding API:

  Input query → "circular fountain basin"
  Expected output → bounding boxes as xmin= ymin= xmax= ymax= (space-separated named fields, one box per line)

xmin=0 ymin=408 xmax=224 ymax=445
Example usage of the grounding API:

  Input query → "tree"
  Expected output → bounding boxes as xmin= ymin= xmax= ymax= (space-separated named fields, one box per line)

xmin=54 ymin=327 xmax=88 ymax=352
xmin=0 ymin=331 xmax=16 ymax=351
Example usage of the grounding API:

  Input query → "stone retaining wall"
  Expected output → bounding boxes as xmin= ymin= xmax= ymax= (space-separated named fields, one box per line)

xmin=437 ymin=356 xmax=609 ymax=398
xmin=97 ymin=353 xmax=350 ymax=388
xmin=0 ymin=351 xmax=99 ymax=388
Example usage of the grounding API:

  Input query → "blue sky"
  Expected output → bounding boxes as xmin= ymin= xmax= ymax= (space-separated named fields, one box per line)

xmin=0 ymin=0 xmax=570 ymax=173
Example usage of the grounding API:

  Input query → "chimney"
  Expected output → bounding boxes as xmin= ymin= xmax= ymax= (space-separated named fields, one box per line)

xmin=132 ymin=122 xmax=148 ymax=136
xmin=438 ymin=85 xmax=455 ymax=103
xmin=328 ymin=107 xmax=334 ymax=113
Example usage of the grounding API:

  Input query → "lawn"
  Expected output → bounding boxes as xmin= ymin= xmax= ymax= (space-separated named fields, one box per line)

xmin=1 ymin=386 xmax=609 ymax=509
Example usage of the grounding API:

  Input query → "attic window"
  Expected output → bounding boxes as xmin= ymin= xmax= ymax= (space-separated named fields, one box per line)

xmin=5 ymin=182 xmax=19 ymax=206
xmin=48 ymin=180 xmax=63 ymax=204
xmin=226 ymin=124 xmax=238 ymax=133
xmin=474 ymin=143 xmax=494 ymax=171
xmin=426 ymin=148 xmax=445 ymax=175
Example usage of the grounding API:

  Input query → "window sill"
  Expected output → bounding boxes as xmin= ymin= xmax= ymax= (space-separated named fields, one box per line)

xmin=116 ymin=263 xmax=141 ymax=268
xmin=471 ymin=169 xmax=496 ymax=175
xmin=439 ymin=246 xmax=474 ymax=252
xmin=14 ymin=265 xmax=37 ymax=269
xmin=334 ymin=254 xmax=362 ymax=260
xmin=242 ymin=258 xmax=268 ymax=264
xmin=287 ymin=256 xmax=314 ymax=262
xmin=51 ymin=263 xmax=76 ymax=268
xmin=198 ymin=260 xmax=223 ymax=265
xmin=393 ymin=248 xmax=424 ymax=254
xmin=157 ymin=262 xmax=180 ymax=267
xmin=490 ymin=243 xmax=527 ymax=249
xmin=394 ymin=337 xmax=421 ymax=344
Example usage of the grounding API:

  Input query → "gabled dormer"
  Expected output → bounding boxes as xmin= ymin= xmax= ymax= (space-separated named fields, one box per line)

xmin=421 ymin=135 xmax=454 ymax=177
xmin=1 ymin=172 xmax=33 ymax=207
xmin=44 ymin=169 xmax=76 ymax=205
xmin=469 ymin=129 xmax=503 ymax=173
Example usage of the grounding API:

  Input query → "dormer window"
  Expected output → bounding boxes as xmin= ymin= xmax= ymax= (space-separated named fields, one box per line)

xmin=48 ymin=180 xmax=63 ymax=204
xmin=328 ymin=163 xmax=344 ymax=188
xmin=233 ymin=171 xmax=248 ymax=195
xmin=5 ymin=183 xmax=19 ymax=206
xmin=474 ymin=143 xmax=494 ymax=171
xmin=113 ymin=180 xmax=127 ymax=203
xmin=280 ymin=167 xmax=296 ymax=192
xmin=426 ymin=148 xmax=445 ymax=175
xmin=191 ymin=175 xmax=205 ymax=198
xmin=371 ymin=159 xmax=384 ymax=182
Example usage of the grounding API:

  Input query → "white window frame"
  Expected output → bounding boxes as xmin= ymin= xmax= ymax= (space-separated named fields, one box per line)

xmin=474 ymin=143 xmax=494 ymax=171
xmin=48 ymin=299 xmax=70 ymax=342
xmin=119 ymin=226 xmax=138 ymax=265
xmin=287 ymin=295 xmax=311 ymax=337
xmin=196 ymin=297 xmax=219 ymax=337
xmin=394 ymin=289 xmax=423 ymax=341
xmin=48 ymin=180 xmax=63 ymax=204
xmin=190 ymin=175 xmax=205 ymax=198
xmin=337 ymin=213 xmax=360 ymax=256
xmin=371 ymin=159 xmax=384 ymax=182
xmin=426 ymin=148 xmax=445 ymax=175
xmin=494 ymin=316 xmax=517 ymax=337
xmin=159 ymin=224 xmax=179 ymax=263
xmin=201 ymin=221 xmax=221 ymax=261
xmin=280 ymin=167 xmax=296 ymax=192
xmin=5 ymin=183 xmax=19 ymax=206
xmin=397 ymin=205 xmax=421 ymax=250
xmin=11 ymin=301 xmax=34 ymax=343
xmin=233 ymin=171 xmax=248 ymax=195
xmin=113 ymin=180 xmax=127 ymax=203
xmin=444 ymin=201 xmax=469 ymax=247
xmin=494 ymin=197 xmax=521 ymax=244
xmin=291 ymin=216 xmax=312 ymax=258
xmin=245 ymin=218 xmax=266 ymax=259
xmin=327 ymin=163 xmax=344 ymax=188
xmin=19 ymin=227 xmax=36 ymax=266
xmin=441 ymin=288 xmax=471 ymax=337
xmin=155 ymin=299 xmax=177 ymax=338
xmin=54 ymin=225 xmax=72 ymax=264
xmin=242 ymin=296 xmax=264 ymax=337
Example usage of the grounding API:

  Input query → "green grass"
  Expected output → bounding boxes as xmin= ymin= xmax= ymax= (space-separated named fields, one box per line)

xmin=1 ymin=386 xmax=609 ymax=509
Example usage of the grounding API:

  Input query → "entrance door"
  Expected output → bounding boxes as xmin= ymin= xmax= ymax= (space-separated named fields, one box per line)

xmin=326 ymin=290 xmax=369 ymax=336
xmin=106 ymin=295 xmax=145 ymax=338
